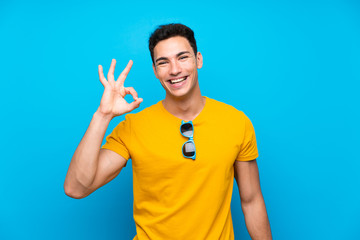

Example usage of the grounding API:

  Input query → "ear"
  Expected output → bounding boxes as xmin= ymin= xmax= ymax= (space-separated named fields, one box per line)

xmin=196 ymin=52 xmax=203 ymax=69
xmin=152 ymin=64 xmax=159 ymax=79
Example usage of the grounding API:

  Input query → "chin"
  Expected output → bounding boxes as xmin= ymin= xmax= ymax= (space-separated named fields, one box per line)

xmin=168 ymin=87 xmax=195 ymax=99
xmin=167 ymin=91 xmax=188 ymax=99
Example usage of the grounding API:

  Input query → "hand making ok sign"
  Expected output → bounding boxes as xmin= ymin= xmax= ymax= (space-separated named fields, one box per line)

xmin=97 ymin=59 xmax=143 ymax=119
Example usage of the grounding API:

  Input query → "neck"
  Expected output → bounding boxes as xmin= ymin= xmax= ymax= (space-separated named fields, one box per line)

xmin=162 ymin=86 xmax=205 ymax=121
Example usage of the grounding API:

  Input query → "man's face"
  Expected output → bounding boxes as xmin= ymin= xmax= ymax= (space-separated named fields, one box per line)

xmin=152 ymin=36 xmax=203 ymax=98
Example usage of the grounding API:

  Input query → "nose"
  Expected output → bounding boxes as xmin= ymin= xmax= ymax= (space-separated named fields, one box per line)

xmin=169 ymin=60 xmax=181 ymax=76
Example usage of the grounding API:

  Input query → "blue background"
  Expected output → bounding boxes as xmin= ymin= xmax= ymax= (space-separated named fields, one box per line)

xmin=1 ymin=0 xmax=359 ymax=239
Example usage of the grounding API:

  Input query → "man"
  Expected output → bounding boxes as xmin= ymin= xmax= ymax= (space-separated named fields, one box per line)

xmin=64 ymin=23 xmax=272 ymax=240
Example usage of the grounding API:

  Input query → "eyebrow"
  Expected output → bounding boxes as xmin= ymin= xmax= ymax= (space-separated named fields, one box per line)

xmin=155 ymin=51 xmax=191 ymax=63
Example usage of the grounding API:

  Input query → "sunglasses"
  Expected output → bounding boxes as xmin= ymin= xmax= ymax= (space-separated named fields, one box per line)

xmin=180 ymin=120 xmax=196 ymax=160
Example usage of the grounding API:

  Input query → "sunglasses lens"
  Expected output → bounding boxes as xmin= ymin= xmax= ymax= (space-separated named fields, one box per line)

xmin=183 ymin=142 xmax=195 ymax=157
xmin=181 ymin=123 xmax=193 ymax=137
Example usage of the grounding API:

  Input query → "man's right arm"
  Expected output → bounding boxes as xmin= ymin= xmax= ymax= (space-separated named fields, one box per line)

xmin=64 ymin=111 xmax=127 ymax=199
xmin=64 ymin=59 xmax=142 ymax=199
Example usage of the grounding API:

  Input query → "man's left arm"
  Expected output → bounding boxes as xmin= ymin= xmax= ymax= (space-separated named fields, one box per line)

xmin=234 ymin=159 xmax=272 ymax=240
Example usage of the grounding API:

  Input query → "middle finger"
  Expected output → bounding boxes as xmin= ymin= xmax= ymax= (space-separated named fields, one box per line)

xmin=107 ymin=59 xmax=117 ymax=83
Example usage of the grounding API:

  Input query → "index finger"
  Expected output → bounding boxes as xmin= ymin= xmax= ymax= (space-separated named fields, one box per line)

xmin=98 ymin=65 xmax=107 ymax=86
xmin=116 ymin=60 xmax=133 ymax=86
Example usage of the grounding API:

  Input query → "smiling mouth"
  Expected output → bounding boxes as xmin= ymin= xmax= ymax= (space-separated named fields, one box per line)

xmin=168 ymin=76 xmax=187 ymax=84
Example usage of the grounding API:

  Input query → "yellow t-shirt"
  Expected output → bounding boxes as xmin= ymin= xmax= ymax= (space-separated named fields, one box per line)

xmin=102 ymin=96 xmax=258 ymax=240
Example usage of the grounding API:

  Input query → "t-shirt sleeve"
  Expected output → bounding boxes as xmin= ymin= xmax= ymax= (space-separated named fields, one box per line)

xmin=101 ymin=115 xmax=132 ymax=161
xmin=236 ymin=113 xmax=259 ymax=161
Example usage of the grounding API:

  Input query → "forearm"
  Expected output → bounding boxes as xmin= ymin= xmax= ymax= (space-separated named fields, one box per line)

xmin=241 ymin=194 xmax=272 ymax=240
xmin=64 ymin=110 xmax=112 ymax=198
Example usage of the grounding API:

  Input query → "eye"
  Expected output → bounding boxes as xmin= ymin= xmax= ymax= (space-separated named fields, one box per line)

xmin=179 ymin=56 xmax=189 ymax=60
xmin=157 ymin=61 xmax=168 ymax=66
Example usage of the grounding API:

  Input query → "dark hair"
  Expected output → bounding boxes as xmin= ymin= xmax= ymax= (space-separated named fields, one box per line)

xmin=148 ymin=23 xmax=197 ymax=64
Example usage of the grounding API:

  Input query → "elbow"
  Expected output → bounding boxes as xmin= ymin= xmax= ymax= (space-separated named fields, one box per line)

xmin=241 ymin=192 xmax=264 ymax=211
xmin=64 ymin=170 xmax=93 ymax=199
xmin=63 ymin=182 xmax=88 ymax=199
xmin=241 ymin=197 xmax=253 ymax=210
xmin=64 ymin=189 xmax=84 ymax=199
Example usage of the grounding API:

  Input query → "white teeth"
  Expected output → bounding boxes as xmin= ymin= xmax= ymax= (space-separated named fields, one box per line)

xmin=170 ymin=77 xmax=186 ymax=84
